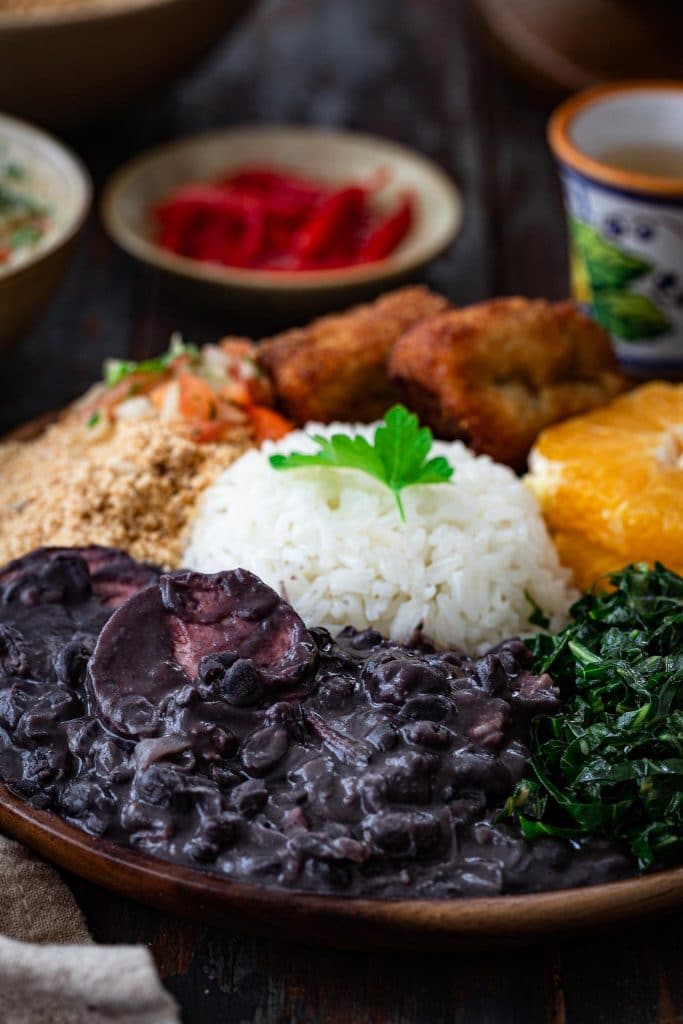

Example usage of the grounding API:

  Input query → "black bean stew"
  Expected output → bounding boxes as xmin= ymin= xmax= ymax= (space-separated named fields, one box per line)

xmin=0 ymin=547 xmax=629 ymax=898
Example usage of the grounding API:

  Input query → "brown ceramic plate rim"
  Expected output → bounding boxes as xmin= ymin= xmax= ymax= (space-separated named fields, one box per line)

xmin=2 ymin=780 xmax=682 ymax=946
xmin=0 ymin=112 xmax=92 ymax=284
xmin=0 ymin=0 xmax=196 ymax=28
xmin=101 ymin=125 xmax=463 ymax=293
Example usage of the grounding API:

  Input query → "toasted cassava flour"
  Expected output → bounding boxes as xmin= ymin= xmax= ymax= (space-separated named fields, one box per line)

xmin=0 ymin=414 xmax=249 ymax=568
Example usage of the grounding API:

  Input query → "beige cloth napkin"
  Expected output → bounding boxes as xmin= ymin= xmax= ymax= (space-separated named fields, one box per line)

xmin=0 ymin=834 xmax=181 ymax=1024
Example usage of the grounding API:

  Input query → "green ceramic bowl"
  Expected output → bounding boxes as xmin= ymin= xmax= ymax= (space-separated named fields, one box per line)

xmin=0 ymin=113 xmax=91 ymax=353
xmin=102 ymin=126 xmax=463 ymax=321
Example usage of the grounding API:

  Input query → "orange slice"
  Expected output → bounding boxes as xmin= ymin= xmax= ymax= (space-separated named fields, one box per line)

xmin=526 ymin=382 xmax=683 ymax=588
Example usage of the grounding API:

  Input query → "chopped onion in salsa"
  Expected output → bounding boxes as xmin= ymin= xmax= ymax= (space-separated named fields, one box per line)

xmin=79 ymin=334 xmax=292 ymax=445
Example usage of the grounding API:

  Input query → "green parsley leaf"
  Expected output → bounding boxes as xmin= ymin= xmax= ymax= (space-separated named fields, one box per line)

xmin=86 ymin=411 xmax=101 ymax=428
xmin=269 ymin=404 xmax=453 ymax=520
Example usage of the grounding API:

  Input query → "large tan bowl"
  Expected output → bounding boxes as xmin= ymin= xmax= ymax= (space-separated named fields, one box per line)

xmin=0 ymin=0 xmax=254 ymax=129
xmin=102 ymin=125 xmax=463 ymax=320
xmin=0 ymin=113 xmax=91 ymax=353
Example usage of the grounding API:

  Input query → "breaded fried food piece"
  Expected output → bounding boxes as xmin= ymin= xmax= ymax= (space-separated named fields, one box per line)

xmin=256 ymin=286 xmax=449 ymax=424
xmin=389 ymin=297 xmax=627 ymax=470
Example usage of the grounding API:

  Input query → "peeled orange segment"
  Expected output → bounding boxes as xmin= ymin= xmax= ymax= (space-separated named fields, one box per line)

xmin=548 ymin=531 xmax=631 ymax=592
xmin=526 ymin=382 xmax=683 ymax=587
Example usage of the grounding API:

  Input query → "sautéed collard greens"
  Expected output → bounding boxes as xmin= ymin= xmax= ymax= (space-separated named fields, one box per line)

xmin=507 ymin=563 xmax=683 ymax=871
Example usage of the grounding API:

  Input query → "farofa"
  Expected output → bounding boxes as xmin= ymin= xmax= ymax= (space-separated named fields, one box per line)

xmin=0 ymin=414 xmax=250 ymax=568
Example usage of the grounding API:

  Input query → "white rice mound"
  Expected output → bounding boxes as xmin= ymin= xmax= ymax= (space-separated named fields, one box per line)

xmin=184 ymin=423 xmax=576 ymax=655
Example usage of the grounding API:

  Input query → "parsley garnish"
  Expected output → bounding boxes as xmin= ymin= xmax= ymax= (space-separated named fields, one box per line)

xmin=86 ymin=411 xmax=101 ymax=428
xmin=509 ymin=563 xmax=683 ymax=872
xmin=103 ymin=334 xmax=200 ymax=387
xmin=269 ymin=404 xmax=454 ymax=521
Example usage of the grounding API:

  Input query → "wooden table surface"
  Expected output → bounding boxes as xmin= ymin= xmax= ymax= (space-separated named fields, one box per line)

xmin=1 ymin=1 xmax=681 ymax=1021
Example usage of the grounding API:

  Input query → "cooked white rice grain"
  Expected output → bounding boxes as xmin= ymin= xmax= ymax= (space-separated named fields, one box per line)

xmin=184 ymin=424 xmax=576 ymax=654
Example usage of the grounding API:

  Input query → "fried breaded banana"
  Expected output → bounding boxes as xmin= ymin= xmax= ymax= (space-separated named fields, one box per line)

xmin=255 ymin=286 xmax=449 ymax=424
xmin=389 ymin=297 xmax=627 ymax=470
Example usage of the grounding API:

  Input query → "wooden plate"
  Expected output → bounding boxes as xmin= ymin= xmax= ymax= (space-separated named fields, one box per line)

xmin=1 ymin=781 xmax=682 ymax=949
xmin=3 ymin=413 xmax=682 ymax=948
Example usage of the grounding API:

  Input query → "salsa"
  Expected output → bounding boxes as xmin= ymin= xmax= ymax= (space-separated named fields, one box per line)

xmin=77 ymin=334 xmax=292 ymax=445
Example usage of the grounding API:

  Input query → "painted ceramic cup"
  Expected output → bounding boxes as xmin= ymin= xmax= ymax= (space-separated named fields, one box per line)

xmin=548 ymin=81 xmax=683 ymax=378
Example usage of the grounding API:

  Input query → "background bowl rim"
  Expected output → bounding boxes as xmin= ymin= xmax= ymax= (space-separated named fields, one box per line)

xmin=0 ymin=0 xmax=199 ymax=29
xmin=101 ymin=124 xmax=463 ymax=293
xmin=0 ymin=112 xmax=92 ymax=284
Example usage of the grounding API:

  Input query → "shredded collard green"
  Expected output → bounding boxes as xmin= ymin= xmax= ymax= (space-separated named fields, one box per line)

xmin=505 ymin=563 xmax=683 ymax=872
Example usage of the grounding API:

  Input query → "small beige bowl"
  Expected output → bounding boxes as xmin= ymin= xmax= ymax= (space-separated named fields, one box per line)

xmin=0 ymin=113 xmax=91 ymax=353
xmin=102 ymin=126 xmax=463 ymax=319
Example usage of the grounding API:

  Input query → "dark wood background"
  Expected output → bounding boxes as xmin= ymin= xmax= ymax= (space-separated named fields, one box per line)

xmin=1 ymin=0 xmax=681 ymax=1020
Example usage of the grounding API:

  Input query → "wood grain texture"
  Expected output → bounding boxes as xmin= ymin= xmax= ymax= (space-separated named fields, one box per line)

xmin=0 ymin=0 xmax=680 ymax=1021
